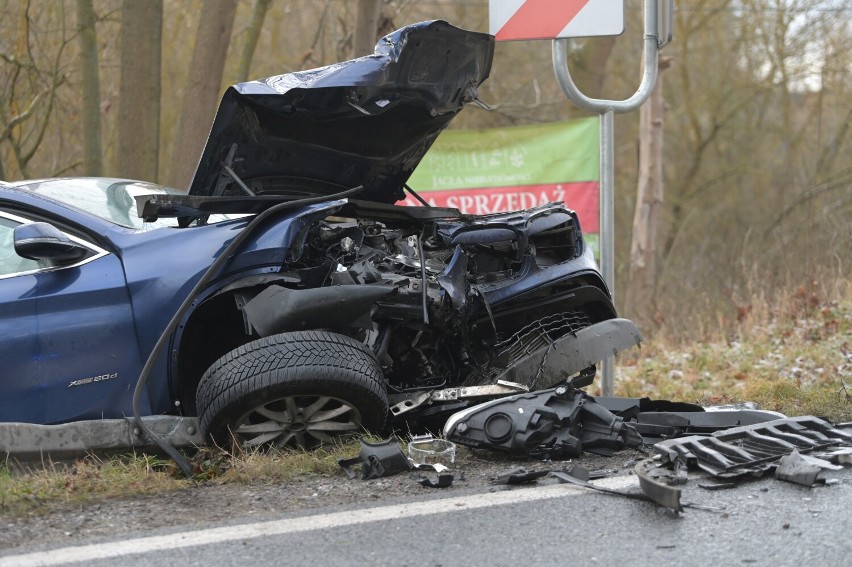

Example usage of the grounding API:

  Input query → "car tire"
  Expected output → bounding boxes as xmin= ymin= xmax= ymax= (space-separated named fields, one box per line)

xmin=196 ymin=330 xmax=388 ymax=450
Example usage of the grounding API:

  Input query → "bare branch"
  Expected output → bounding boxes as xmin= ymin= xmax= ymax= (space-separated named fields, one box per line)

xmin=0 ymin=90 xmax=44 ymax=142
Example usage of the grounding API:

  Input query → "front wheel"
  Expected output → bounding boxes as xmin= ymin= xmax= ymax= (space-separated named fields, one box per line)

xmin=196 ymin=330 xmax=388 ymax=450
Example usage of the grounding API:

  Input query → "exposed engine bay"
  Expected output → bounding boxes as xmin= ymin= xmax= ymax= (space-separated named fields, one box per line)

xmin=240 ymin=201 xmax=628 ymax=400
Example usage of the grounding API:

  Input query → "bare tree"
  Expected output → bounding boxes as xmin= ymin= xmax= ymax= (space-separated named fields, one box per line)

xmin=0 ymin=1 xmax=73 ymax=180
xmin=235 ymin=0 xmax=272 ymax=83
xmin=116 ymin=0 xmax=162 ymax=182
xmin=75 ymin=0 xmax=102 ymax=176
xmin=625 ymin=56 xmax=670 ymax=329
xmin=352 ymin=0 xmax=382 ymax=57
xmin=168 ymin=0 xmax=239 ymax=190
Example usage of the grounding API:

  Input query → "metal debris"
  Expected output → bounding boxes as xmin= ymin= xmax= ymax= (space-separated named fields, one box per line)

xmin=549 ymin=470 xmax=652 ymax=504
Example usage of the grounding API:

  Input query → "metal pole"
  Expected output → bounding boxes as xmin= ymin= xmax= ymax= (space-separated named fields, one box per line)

xmin=600 ymin=110 xmax=615 ymax=395
xmin=552 ymin=0 xmax=666 ymax=396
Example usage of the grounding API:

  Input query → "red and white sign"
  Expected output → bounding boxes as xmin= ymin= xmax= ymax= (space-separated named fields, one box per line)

xmin=489 ymin=0 xmax=625 ymax=41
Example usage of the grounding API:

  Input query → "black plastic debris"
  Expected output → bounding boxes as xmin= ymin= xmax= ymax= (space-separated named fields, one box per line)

xmin=339 ymin=437 xmax=413 ymax=480
xmin=595 ymin=397 xmax=786 ymax=443
xmin=698 ymin=481 xmax=737 ymax=491
xmin=493 ymin=467 xmax=551 ymax=485
xmin=417 ymin=472 xmax=454 ymax=488
xmin=636 ymin=416 xmax=852 ymax=511
xmin=822 ymin=447 xmax=852 ymax=465
xmin=652 ymin=416 xmax=852 ymax=479
xmin=444 ymin=384 xmax=643 ymax=459
xmin=629 ymin=410 xmax=788 ymax=442
xmin=413 ymin=463 xmax=454 ymax=488
xmin=634 ymin=457 xmax=686 ymax=512
xmin=775 ymin=450 xmax=843 ymax=487
xmin=595 ymin=397 xmax=785 ymax=442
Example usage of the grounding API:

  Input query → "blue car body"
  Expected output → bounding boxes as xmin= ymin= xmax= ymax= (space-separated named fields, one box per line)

xmin=0 ymin=179 xmax=345 ymax=423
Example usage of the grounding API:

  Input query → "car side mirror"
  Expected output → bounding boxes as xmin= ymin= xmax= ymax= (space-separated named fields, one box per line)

xmin=14 ymin=222 xmax=89 ymax=264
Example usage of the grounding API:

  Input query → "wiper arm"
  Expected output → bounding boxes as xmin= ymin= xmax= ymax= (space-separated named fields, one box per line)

xmin=223 ymin=164 xmax=255 ymax=197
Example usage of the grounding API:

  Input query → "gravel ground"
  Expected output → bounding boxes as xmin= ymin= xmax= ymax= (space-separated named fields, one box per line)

xmin=0 ymin=447 xmax=645 ymax=552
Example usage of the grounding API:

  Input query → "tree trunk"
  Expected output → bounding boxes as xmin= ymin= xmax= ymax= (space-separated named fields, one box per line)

xmin=168 ymin=0 xmax=239 ymax=190
xmin=235 ymin=0 xmax=272 ymax=83
xmin=76 ymin=0 xmax=102 ymax=176
xmin=352 ymin=0 xmax=382 ymax=57
xmin=626 ymin=56 xmax=670 ymax=329
xmin=117 ymin=0 xmax=162 ymax=182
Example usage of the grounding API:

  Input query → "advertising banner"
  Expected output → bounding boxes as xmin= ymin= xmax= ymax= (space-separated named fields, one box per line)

xmin=403 ymin=117 xmax=600 ymax=247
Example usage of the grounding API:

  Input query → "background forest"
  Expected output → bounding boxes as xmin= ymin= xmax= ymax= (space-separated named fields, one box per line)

xmin=1 ymin=0 xmax=850 ymax=341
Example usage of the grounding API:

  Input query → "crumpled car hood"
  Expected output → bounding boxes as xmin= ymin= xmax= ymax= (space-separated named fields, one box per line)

xmin=188 ymin=20 xmax=494 ymax=204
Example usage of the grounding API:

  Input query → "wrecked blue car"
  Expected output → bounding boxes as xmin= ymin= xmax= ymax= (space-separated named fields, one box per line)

xmin=0 ymin=21 xmax=639 ymax=455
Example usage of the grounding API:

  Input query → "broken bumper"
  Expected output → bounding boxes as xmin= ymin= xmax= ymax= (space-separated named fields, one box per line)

xmin=492 ymin=317 xmax=642 ymax=388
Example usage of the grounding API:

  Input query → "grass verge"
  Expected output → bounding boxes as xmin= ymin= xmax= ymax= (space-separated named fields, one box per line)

xmin=616 ymin=294 xmax=851 ymax=421
xmin=1 ymin=439 xmax=362 ymax=517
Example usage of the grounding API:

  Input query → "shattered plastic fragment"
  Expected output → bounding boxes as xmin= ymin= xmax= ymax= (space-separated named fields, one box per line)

xmin=414 ymin=462 xmax=450 ymax=474
xmin=698 ymin=481 xmax=737 ymax=491
xmin=819 ymin=447 xmax=852 ymax=465
xmin=775 ymin=450 xmax=840 ymax=487
xmin=635 ymin=416 xmax=852 ymax=509
xmin=634 ymin=457 xmax=684 ymax=512
xmin=417 ymin=473 xmax=454 ymax=488
xmin=493 ymin=467 xmax=550 ymax=485
xmin=338 ymin=436 xmax=412 ymax=480
xmin=408 ymin=435 xmax=456 ymax=465
xmin=652 ymin=416 xmax=852 ymax=479
xmin=412 ymin=462 xmax=453 ymax=488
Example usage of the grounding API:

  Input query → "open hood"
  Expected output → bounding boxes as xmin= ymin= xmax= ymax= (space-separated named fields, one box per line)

xmin=188 ymin=21 xmax=494 ymax=204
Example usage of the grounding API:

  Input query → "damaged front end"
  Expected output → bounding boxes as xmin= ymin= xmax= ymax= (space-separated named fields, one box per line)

xmin=135 ymin=20 xmax=641 ymax=448
xmin=237 ymin=200 xmax=640 ymax=424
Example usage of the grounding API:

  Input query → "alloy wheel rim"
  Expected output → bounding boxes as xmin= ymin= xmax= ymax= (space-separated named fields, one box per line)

xmin=234 ymin=395 xmax=362 ymax=449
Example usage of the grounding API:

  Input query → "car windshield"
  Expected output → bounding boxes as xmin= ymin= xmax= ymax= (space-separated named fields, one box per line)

xmin=19 ymin=178 xmax=246 ymax=230
xmin=19 ymin=178 xmax=182 ymax=230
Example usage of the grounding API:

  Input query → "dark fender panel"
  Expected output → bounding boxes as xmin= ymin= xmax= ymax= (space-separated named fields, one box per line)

xmin=243 ymin=284 xmax=397 ymax=336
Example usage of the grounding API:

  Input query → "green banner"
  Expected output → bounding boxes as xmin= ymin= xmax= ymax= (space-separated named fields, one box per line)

xmin=408 ymin=117 xmax=599 ymax=190
xmin=403 ymin=118 xmax=600 ymax=237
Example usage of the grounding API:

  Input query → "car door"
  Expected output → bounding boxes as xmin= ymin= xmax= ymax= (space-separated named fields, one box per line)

xmin=0 ymin=210 xmax=143 ymax=424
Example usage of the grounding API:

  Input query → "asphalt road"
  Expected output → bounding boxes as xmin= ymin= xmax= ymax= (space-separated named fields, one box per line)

xmin=2 ymin=470 xmax=850 ymax=567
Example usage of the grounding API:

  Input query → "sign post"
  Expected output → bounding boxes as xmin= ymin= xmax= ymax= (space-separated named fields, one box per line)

xmin=552 ymin=0 xmax=671 ymax=396
xmin=491 ymin=0 xmax=673 ymax=396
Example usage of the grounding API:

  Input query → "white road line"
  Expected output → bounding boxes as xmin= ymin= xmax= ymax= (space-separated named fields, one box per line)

xmin=0 ymin=476 xmax=638 ymax=566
